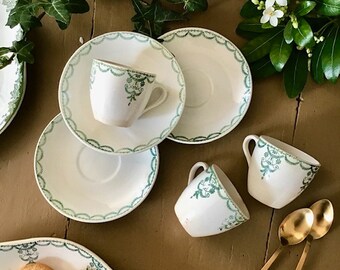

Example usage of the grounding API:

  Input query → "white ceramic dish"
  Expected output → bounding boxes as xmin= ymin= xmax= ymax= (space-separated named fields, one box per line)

xmin=0 ymin=2 xmax=26 ymax=134
xmin=159 ymin=27 xmax=252 ymax=144
xmin=0 ymin=237 xmax=112 ymax=269
xmin=34 ymin=114 xmax=159 ymax=223
xmin=58 ymin=31 xmax=185 ymax=155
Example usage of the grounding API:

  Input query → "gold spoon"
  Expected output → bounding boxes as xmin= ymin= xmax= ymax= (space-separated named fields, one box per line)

xmin=295 ymin=199 xmax=334 ymax=270
xmin=261 ymin=208 xmax=314 ymax=270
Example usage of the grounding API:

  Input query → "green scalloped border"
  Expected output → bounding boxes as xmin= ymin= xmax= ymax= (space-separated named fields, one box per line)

xmin=0 ymin=238 xmax=110 ymax=269
xmin=59 ymin=31 xmax=185 ymax=154
xmin=160 ymin=28 xmax=252 ymax=143
xmin=34 ymin=114 xmax=159 ymax=222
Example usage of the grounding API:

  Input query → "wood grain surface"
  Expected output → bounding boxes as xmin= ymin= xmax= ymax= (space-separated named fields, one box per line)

xmin=0 ymin=1 xmax=339 ymax=269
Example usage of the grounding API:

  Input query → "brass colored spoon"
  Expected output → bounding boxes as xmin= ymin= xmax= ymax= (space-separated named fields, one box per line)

xmin=261 ymin=208 xmax=314 ymax=270
xmin=295 ymin=199 xmax=334 ymax=270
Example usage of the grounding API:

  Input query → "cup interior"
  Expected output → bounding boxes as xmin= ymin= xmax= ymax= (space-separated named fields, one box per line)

xmin=261 ymin=136 xmax=320 ymax=166
xmin=94 ymin=59 xmax=156 ymax=78
xmin=212 ymin=165 xmax=250 ymax=219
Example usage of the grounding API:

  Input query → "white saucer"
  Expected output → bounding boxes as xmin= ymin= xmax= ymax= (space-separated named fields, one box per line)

xmin=34 ymin=114 xmax=159 ymax=223
xmin=58 ymin=31 xmax=185 ymax=155
xmin=0 ymin=3 xmax=26 ymax=134
xmin=0 ymin=237 xmax=112 ymax=270
xmin=159 ymin=27 xmax=252 ymax=144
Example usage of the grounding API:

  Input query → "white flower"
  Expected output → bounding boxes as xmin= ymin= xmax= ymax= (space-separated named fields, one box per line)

xmin=265 ymin=0 xmax=287 ymax=8
xmin=260 ymin=7 xmax=284 ymax=27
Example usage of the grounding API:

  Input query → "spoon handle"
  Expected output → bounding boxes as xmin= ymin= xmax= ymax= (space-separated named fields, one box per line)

xmin=295 ymin=238 xmax=313 ymax=270
xmin=261 ymin=246 xmax=284 ymax=270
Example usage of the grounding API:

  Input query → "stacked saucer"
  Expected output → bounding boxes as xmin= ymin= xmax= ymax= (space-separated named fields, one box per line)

xmin=34 ymin=28 xmax=252 ymax=223
xmin=34 ymin=31 xmax=185 ymax=223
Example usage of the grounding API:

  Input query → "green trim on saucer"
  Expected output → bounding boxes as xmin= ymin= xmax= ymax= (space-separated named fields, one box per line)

xmin=35 ymin=114 xmax=159 ymax=222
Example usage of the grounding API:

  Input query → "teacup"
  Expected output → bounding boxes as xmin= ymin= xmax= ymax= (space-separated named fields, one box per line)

xmin=174 ymin=162 xmax=250 ymax=237
xmin=89 ymin=59 xmax=167 ymax=127
xmin=242 ymin=135 xmax=321 ymax=209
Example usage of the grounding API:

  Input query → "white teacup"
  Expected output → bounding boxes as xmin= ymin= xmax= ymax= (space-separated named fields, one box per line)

xmin=243 ymin=135 xmax=321 ymax=209
xmin=174 ymin=162 xmax=250 ymax=237
xmin=89 ymin=59 xmax=167 ymax=127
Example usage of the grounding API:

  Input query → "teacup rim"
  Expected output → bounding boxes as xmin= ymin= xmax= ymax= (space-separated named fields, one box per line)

xmin=211 ymin=164 xmax=250 ymax=220
xmin=93 ymin=58 xmax=156 ymax=78
xmin=260 ymin=135 xmax=321 ymax=167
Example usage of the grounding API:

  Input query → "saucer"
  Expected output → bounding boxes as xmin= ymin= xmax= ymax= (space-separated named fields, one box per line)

xmin=34 ymin=114 xmax=159 ymax=223
xmin=159 ymin=27 xmax=252 ymax=144
xmin=0 ymin=237 xmax=111 ymax=269
xmin=0 ymin=3 xmax=26 ymax=134
xmin=58 ymin=31 xmax=185 ymax=155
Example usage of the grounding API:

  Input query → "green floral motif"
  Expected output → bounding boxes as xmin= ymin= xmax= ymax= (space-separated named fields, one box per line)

xmin=190 ymin=167 xmax=222 ymax=199
xmin=191 ymin=167 xmax=247 ymax=231
xmin=87 ymin=259 xmax=106 ymax=270
xmin=300 ymin=165 xmax=319 ymax=193
xmin=258 ymin=138 xmax=285 ymax=178
xmin=125 ymin=72 xmax=155 ymax=105
xmin=16 ymin=243 xmax=38 ymax=262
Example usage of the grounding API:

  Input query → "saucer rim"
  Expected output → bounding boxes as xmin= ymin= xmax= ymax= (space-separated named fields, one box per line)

xmin=159 ymin=27 xmax=253 ymax=144
xmin=0 ymin=237 xmax=112 ymax=270
xmin=34 ymin=114 xmax=159 ymax=223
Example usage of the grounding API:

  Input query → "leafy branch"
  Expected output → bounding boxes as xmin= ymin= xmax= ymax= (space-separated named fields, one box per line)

xmin=237 ymin=0 xmax=340 ymax=98
xmin=0 ymin=0 xmax=90 ymax=69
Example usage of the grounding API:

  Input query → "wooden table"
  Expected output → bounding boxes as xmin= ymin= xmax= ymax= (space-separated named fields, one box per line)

xmin=1 ymin=1 xmax=339 ymax=269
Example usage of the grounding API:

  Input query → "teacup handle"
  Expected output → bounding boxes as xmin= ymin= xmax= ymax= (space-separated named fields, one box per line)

xmin=142 ymin=84 xmax=168 ymax=114
xmin=242 ymin=135 xmax=259 ymax=166
xmin=188 ymin=162 xmax=209 ymax=185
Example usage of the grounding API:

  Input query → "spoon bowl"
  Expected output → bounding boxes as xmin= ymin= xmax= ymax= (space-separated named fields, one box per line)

xmin=261 ymin=208 xmax=314 ymax=270
xmin=295 ymin=199 xmax=334 ymax=270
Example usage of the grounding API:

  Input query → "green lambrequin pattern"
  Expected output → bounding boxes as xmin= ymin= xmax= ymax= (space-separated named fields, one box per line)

xmin=191 ymin=167 xmax=247 ymax=231
xmin=0 ymin=239 xmax=108 ymax=270
xmin=161 ymin=28 xmax=252 ymax=143
xmin=60 ymin=31 xmax=185 ymax=154
xmin=35 ymin=114 xmax=159 ymax=222
xmin=257 ymin=138 xmax=320 ymax=192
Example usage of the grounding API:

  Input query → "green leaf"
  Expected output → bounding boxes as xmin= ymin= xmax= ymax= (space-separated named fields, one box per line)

xmin=284 ymin=21 xmax=293 ymax=44
xmin=250 ymin=56 xmax=278 ymax=79
xmin=242 ymin=29 xmax=284 ymax=63
xmin=295 ymin=1 xmax=316 ymax=16
xmin=237 ymin=17 xmax=276 ymax=33
xmin=293 ymin=18 xmax=314 ymax=48
xmin=12 ymin=40 xmax=34 ymax=64
xmin=0 ymin=56 xmax=13 ymax=69
xmin=42 ymin=0 xmax=71 ymax=26
xmin=284 ymin=49 xmax=308 ymax=98
xmin=270 ymin=36 xmax=293 ymax=71
xmin=65 ymin=0 xmax=89 ymax=13
xmin=311 ymin=40 xmax=327 ymax=83
xmin=132 ymin=0 xmax=184 ymax=38
xmin=240 ymin=1 xmax=262 ymax=18
xmin=7 ymin=0 xmax=42 ymax=31
xmin=0 ymin=47 xmax=11 ymax=56
xmin=315 ymin=0 xmax=340 ymax=16
xmin=321 ymin=25 xmax=340 ymax=83
xmin=183 ymin=0 xmax=208 ymax=12
xmin=236 ymin=28 xmax=262 ymax=39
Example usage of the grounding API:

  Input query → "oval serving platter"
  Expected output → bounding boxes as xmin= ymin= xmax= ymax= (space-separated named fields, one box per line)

xmin=0 ymin=2 xmax=26 ymax=134
xmin=0 ymin=237 xmax=112 ymax=269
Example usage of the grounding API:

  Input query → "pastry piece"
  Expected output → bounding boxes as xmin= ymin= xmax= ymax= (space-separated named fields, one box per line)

xmin=21 ymin=262 xmax=54 ymax=270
